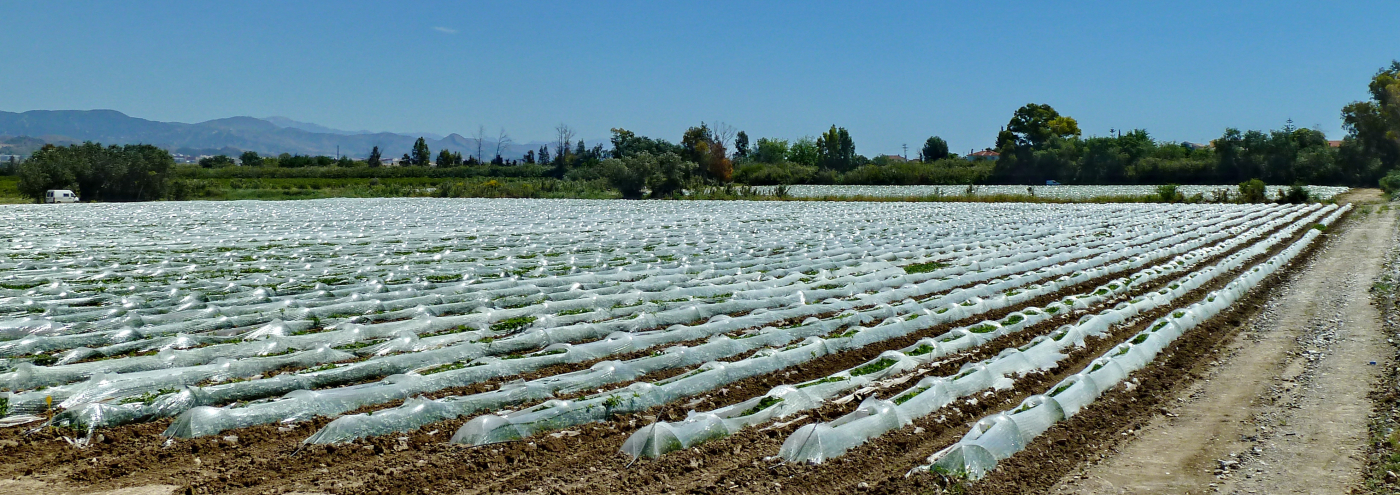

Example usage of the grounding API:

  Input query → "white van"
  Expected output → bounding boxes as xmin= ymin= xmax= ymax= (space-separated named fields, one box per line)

xmin=44 ymin=190 xmax=79 ymax=203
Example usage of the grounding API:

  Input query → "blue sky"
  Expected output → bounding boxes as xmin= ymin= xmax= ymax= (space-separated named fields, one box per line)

xmin=2 ymin=1 xmax=1396 ymax=155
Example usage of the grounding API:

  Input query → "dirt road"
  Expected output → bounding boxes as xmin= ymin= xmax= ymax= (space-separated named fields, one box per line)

xmin=1053 ymin=191 xmax=1395 ymax=494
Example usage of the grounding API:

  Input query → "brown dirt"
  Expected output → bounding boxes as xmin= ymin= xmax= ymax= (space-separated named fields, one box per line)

xmin=0 ymin=206 xmax=1330 ymax=495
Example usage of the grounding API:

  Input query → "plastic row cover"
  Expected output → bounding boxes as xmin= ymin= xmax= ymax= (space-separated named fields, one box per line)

xmin=327 ymin=203 xmax=1301 ymax=446
xmin=2 ymin=201 xmax=1111 ymax=350
xmin=921 ymin=205 xmax=1345 ymax=479
xmin=295 ymin=204 xmax=1302 ymax=444
xmin=31 ymin=204 xmax=1303 ymax=434
xmin=60 ymin=232 xmax=1103 ymax=434
xmin=625 ymin=205 xmax=1300 ymax=460
xmin=779 ymin=204 xmax=1337 ymax=465
xmin=5 ymin=211 xmax=1165 ymax=393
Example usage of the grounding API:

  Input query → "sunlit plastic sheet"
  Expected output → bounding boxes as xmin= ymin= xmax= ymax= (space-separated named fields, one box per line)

xmin=434 ymin=202 xmax=1320 ymax=453
xmin=754 ymin=184 xmax=1350 ymax=201
xmin=291 ymin=204 xmax=1310 ymax=443
xmin=0 ymin=201 xmax=1317 ymax=435
xmin=777 ymin=203 xmax=1337 ymax=465
xmin=919 ymin=205 xmax=1347 ymax=479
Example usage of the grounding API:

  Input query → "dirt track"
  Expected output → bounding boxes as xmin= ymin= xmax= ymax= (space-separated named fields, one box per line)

xmin=0 ymin=196 xmax=1386 ymax=495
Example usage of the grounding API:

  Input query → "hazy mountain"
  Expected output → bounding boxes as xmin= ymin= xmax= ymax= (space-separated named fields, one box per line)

xmin=0 ymin=110 xmax=558 ymax=159
xmin=261 ymin=116 xmax=372 ymax=136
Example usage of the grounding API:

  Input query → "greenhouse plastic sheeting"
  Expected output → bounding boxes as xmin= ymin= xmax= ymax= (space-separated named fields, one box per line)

xmin=920 ymin=205 xmax=1347 ymax=479
xmin=776 ymin=204 xmax=1338 ymax=464
xmin=0 ymin=201 xmax=1323 ymax=440
xmin=298 ymin=203 xmax=1318 ymax=444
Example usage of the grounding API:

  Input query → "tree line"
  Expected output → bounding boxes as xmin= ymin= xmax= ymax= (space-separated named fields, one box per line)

xmin=16 ymin=143 xmax=174 ymax=201
xmin=13 ymin=61 xmax=1400 ymax=202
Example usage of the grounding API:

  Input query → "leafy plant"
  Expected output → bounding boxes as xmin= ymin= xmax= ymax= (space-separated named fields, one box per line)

xmin=850 ymin=357 xmax=897 ymax=377
xmin=893 ymin=387 xmax=928 ymax=405
xmin=490 ymin=315 xmax=537 ymax=333
xmin=903 ymin=261 xmax=950 ymax=274
xmin=739 ymin=396 xmax=784 ymax=416
xmin=906 ymin=344 xmax=936 ymax=356
xmin=796 ymin=376 xmax=849 ymax=389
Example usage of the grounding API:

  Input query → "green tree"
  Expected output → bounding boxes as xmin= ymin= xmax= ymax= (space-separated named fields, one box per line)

xmin=681 ymin=123 xmax=713 ymax=164
xmin=919 ymin=136 xmax=949 ymax=162
xmin=598 ymin=151 xmax=698 ymax=199
xmin=991 ymin=103 xmax=1083 ymax=184
xmin=652 ymin=152 xmax=698 ymax=196
xmin=365 ymin=146 xmax=382 ymax=167
xmin=17 ymin=142 xmax=173 ymax=202
xmin=1342 ymin=61 xmax=1400 ymax=177
xmin=816 ymin=125 xmax=856 ymax=171
xmin=410 ymin=138 xmax=431 ymax=166
xmin=681 ymin=123 xmax=733 ymax=182
xmin=753 ymin=138 xmax=789 ymax=164
xmin=1003 ymin=103 xmax=1080 ymax=149
xmin=436 ymin=148 xmax=461 ymax=167
xmin=610 ymin=128 xmax=683 ymax=159
xmin=599 ymin=154 xmax=654 ymax=199
xmin=198 ymin=155 xmax=235 ymax=168
xmin=239 ymin=151 xmax=263 ymax=167
xmin=787 ymin=137 xmax=819 ymax=167
xmin=734 ymin=131 xmax=750 ymax=159
xmin=16 ymin=145 xmax=75 ymax=200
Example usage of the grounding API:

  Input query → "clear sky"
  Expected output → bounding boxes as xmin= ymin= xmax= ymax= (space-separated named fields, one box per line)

xmin=2 ymin=1 xmax=1396 ymax=155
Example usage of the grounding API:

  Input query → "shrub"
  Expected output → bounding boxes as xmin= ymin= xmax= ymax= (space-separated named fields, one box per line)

xmin=1155 ymin=183 xmax=1180 ymax=203
xmin=1381 ymin=171 xmax=1400 ymax=198
xmin=1237 ymin=179 xmax=1267 ymax=203
xmin=1278 ymin=183 xmax=1310 ymax=203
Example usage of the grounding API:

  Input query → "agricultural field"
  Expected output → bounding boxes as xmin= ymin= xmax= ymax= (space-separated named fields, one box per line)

xmin=0 ymin=197 xmax=1371 ymax=494
xmin=759 ymin=184 xmax=1352 ymax=201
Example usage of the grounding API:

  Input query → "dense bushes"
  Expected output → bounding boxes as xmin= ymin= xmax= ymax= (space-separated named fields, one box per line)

xmin=598 ymin=152 xmax=697 ymax=199
xmin=733 ymin=162 xmax=824 ymax=185
xmin=838 ymin=159 xmax=993 ymax=185
xmin=1236 ymin=179 xmax=1268 ymax=203
xmin=17 ymin=143 xmax=174 ymax=202
xmin=1380 ymin=171 xmax=1400 ymax=197
xmin=175 ymin=163 xmax=551 ymax=180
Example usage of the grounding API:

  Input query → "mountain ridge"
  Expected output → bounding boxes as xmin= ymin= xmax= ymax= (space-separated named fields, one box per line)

xmin=0 ymin=109 xmax=584 ymax=159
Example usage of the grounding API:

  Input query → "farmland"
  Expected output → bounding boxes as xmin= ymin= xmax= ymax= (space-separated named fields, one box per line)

xmin=759 ymin=184 xmax=1352 ymax=201
xmin=0 ymin=196 xmax=1380 ymax=494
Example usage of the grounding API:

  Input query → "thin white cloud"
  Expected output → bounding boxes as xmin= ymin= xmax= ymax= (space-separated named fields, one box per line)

xmin=433 ymin=26 xmax=458 ymax=34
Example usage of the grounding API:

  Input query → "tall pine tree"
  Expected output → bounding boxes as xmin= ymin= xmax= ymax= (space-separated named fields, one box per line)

xmin=366 ymin=146 xmax=382 ymax=167
xmin=410 ymin=138 xmax=431 ymax=166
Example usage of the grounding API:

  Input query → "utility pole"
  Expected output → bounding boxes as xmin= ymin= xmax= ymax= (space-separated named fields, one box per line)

xmin=902 ymin=143 xmax=908 ymax=160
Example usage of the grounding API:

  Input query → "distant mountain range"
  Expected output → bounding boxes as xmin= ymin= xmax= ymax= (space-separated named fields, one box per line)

xmin=0 ymin=109 xmax=598 ymax=159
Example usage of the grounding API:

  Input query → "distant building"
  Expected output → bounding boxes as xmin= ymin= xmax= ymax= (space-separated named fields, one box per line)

xmin=878 ymin=154 xmax=908 ymax=164
xmin=1327 ymin=140 xmax=1344 ymax=148
xmin=966 ymin=149 xmax=1000 ymax=161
